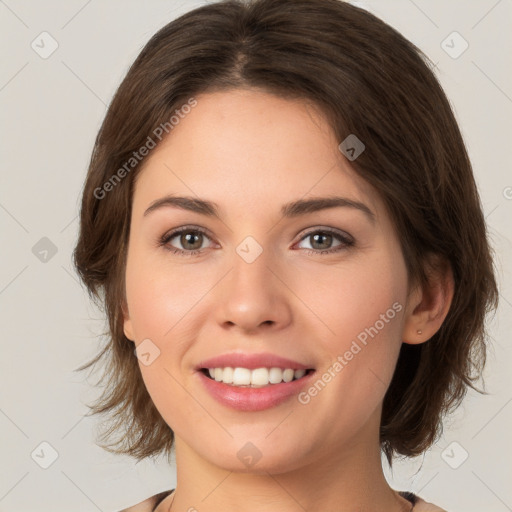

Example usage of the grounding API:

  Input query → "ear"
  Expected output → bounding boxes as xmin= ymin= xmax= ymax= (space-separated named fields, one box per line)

xmin=402 ymin=254 xmax=454 ymax=344
xmin=122 ymin=300 xmax=135 ymax=342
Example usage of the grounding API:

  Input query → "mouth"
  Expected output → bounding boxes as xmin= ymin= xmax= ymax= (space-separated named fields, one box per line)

xmin=195 ymin=352 xmax=317 ymax=410
xmin=199 ymin=367 xmax=316 ymax=388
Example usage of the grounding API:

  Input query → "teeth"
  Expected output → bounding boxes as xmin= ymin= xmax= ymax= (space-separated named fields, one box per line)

xmin=269 ymin=367 xmax=283 ymax=384
xmin=251 ymin=367 xmax=269 ymax=386
xmin=222 ymin=366 xmax=233 ymax=383
xmin=205 ymin=367 xmax=308 ymax=387
xmin=232 ymin=367 xmax=251 ymax=385
xmin=283 ymin=368 xmax=294 ymax=382
xmin=294 ymin=369 xmax=306 ymax=379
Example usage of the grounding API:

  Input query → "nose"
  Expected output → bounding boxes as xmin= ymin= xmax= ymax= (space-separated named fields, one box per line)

xmin=214 ymin=246 xmax=293 ymax=334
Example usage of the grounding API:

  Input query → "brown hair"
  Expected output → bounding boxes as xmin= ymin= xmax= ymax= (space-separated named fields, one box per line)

xmin=73 ymin=0 xmax=499 ymax=465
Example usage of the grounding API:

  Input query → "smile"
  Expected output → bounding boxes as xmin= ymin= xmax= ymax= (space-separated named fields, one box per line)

xmin=202 ymin=367 xmax=313 ymax=387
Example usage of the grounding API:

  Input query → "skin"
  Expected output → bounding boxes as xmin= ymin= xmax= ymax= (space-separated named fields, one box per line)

xmin=123 ymin=88 xmax=453 ymax=512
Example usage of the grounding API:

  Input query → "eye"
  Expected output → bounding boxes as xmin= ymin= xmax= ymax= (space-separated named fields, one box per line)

xmin=159 ymin=226 xmax=215 ymax=256
xmin=295 ymin=228 xmax=354 ymax=255
xmin=158 ymin=226 xmax=354 ymax=257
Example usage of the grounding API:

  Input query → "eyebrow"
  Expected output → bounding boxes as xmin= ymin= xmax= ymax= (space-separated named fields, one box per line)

xmin=143 ymin=195 xmax=375 ymax=223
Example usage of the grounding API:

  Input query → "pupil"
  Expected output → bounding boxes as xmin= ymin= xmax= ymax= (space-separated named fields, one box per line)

xmin=182 ymin=232 xmax=202 ymax=250
xmin=312 ymin=233 xmax=331 ymax=250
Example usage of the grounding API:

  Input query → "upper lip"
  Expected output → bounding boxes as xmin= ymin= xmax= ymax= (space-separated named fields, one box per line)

xmin=196 ymin=352 xmax=313 ymax=371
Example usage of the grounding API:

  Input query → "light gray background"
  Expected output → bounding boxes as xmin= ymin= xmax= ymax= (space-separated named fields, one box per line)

xmin=1 ymin=1 xmax=511 ymax=511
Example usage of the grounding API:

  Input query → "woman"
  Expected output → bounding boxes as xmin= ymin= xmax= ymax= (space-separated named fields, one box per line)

xmin=73 ymin=1 xmax=498 ymax=511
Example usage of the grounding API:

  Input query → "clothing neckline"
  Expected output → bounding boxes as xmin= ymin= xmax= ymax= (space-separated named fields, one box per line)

xmin=152 ymin=489 xmax=417 ymax=511
xmin=398 ymin=491 xmax=417 ymax=505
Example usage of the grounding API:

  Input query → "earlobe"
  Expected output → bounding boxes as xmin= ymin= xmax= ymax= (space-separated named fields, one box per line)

xmin=124 ymin=319 xmax=135 ymax=342
xmin=122 ymin=301 xmax=135 ymax=342
xmin=402 ymin=255 xmax=454 ymax=345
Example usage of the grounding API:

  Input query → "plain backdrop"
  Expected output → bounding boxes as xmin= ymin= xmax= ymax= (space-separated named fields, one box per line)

xmin=1 ymin=1 xmax=511 ymax=511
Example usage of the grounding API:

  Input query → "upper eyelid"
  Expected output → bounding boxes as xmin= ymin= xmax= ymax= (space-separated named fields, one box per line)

xmin=161 ymin=224 xmax=212 ymax=237
xmin=296 ymin=226 xmax=353 ymax=240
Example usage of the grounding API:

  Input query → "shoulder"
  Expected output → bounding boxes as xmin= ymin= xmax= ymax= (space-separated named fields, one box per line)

xmin=399 ymin=491 xmax=448 ymax=512
xmin=117 ymin=490 xmax=174 ymax=512
xmin=119 ymin=490 xmax=446 ymax=512
xmin=414 ymin=495 xmax=448 ymax=512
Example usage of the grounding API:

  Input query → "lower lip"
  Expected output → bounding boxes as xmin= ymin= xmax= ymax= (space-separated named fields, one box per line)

xmin=197 ymin=370 xmax=316 ymax=411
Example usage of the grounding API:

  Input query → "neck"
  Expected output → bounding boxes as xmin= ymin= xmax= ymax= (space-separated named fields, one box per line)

xmin=168 ymin=413 xmax=411 ymax=512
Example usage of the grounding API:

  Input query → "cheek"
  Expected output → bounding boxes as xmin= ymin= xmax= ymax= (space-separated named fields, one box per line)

xmin=124 ymin=251 xmax=219 ymax=413
xmin=294 ymin=251 xmax=406 ymax=351
xmin=124 ymin=246 xmax=213 ymax=341
xmin=293 ymin=249 xmax=407 ymax=408
xmin=125 ymin=273 xmax=172 ymax=339
xmin=124 ymin=254 xmax=205 ymax=423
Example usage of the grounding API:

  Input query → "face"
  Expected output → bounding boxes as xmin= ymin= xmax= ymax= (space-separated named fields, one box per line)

xmin=123 ymin=88 xmax=412 ymax=473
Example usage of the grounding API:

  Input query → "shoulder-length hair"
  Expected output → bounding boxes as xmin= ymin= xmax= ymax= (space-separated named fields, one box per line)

xmin=73 ymin=0 xmax=498 ymax=465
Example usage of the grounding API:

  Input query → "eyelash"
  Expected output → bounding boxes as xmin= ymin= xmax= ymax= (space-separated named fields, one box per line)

xmin=158 ymin=225 xmax=355 ymax=257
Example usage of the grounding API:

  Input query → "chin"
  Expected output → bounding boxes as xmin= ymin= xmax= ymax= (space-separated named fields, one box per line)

xmin=203 ymin=439 xmax=311 ymax=475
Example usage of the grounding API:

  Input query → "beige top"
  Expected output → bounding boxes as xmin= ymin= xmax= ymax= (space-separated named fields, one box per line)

xmin=413 ymin=496 xmax=448 ymax=511
xmin=118 ymin=490 xmax=448 ymax=512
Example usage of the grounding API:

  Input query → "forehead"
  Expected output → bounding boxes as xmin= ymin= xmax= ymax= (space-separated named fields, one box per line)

xmin=132 ymin=88 xmax=384 ymax=220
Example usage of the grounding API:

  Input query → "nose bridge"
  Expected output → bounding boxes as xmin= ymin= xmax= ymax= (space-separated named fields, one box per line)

xmin=232 ymin=239 xmax=272 ymax=294
xmin=215 ymin=236 xmax=292 ymax=331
